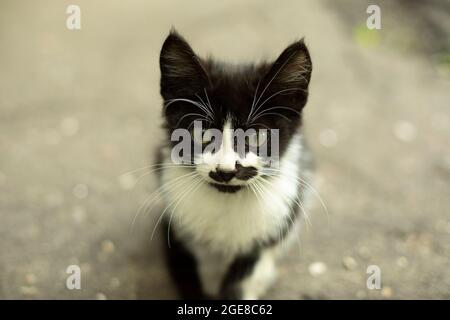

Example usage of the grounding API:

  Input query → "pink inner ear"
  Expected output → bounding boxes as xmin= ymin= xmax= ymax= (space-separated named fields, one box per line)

xmin=265 ymin=39 xmax=312 ymax=91
xmin=277 ymin=53 xmax=312 ymax=86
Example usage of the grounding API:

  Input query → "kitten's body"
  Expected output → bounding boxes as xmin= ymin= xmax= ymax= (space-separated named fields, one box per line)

xmin=160 ymin=134 xmax=313 ymax=298
xmin=156 ymin=31 xmax=314 ymax=299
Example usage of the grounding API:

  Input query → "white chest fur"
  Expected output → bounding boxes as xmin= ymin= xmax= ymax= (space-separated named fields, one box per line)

xmin=159 ymin=134 xmax=305 ymax=255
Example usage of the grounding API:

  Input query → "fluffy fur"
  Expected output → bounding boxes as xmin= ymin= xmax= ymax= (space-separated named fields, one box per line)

xmin=156 ymin=30 xmax=313 ymax=299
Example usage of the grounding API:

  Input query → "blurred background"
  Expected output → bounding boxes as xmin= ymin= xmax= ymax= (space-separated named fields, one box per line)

xmin=0 ymin=0 xmax=449 ymax=299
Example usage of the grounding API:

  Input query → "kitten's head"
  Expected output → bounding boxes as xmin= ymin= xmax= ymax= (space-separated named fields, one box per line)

xmin=159 ymin=30 xmax=312 ymax=193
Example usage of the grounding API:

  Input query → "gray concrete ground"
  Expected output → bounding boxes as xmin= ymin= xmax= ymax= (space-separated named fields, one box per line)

xmin=0 ymin=0 xmax=449 ymax=299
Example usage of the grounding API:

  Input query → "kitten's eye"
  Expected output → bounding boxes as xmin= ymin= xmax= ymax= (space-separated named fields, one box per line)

xmin=192 ymin=128 xmax=213 ymax=145
xmin=192 ymin=128 xmax=204 ymax=144
xmin=247 ymin=130 xmax=268 ymax=148
xmin=202 ymin=130 xmax=214 ymax=144
xmin=257 ymin=130 xmax=268 ymax=146
xmin=247 ymin=133 xmax=258 ymax=148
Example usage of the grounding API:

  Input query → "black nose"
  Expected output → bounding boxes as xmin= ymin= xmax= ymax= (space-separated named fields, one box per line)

xmin=209 ymin=170 xmax=236 ymax=183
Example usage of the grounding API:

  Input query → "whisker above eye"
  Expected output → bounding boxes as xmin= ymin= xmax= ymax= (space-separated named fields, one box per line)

xmin=247 ymin=87 xmax=306 ymax=125
xmin=175 ymin=112 xmax=209 ymax=127
xmin=252 ymin=112 xmax=292 ymax=123
xmin=164 ymin=98 xmax=214 ymax=122
xmin=250 ymin=51 xmax=298 ymax=119
xmin=246 ymin=78 xmax=262 ymax=124
xmin=250 ymin=105 xmax=301 ymax=123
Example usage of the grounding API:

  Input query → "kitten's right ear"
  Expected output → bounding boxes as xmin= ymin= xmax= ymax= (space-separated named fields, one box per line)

xmin=260 ymin=39 xmax=312 ymax=109
xmin=160 ymin=30 xmax=209 ymax=99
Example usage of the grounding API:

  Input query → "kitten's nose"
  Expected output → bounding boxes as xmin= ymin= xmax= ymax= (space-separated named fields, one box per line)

xmin=209 ymin=170 xmax=236 ymax=183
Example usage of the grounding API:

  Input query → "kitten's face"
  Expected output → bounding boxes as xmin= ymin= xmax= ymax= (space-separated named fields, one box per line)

xmin=159 ymin=31 xmax=312 ymax=193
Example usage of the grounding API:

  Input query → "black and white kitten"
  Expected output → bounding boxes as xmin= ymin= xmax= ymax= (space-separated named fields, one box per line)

xmin=156 ymin=30 xmax=314 ymax=299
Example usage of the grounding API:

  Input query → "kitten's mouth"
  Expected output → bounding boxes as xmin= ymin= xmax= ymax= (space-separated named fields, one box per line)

xmin=208 ymin=182 xmax=244 ymax=193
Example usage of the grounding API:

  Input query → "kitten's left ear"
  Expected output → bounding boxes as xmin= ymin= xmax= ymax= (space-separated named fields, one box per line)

xmin=263 ymin=39 xmax=312 ymax=104
xmin=160 ymin=30 xmax=210 ymax=99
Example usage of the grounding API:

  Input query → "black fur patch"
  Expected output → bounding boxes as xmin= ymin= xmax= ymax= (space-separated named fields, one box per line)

xmin=163 ymin=219 xmax=206 ymax=299
xmin=235 ymin=163 xmax=257 ymax=180
xmin=160 ymin=30 xmax=312 ymax=160
xmin=157 ymin=30 xmax=314 ymax=300
xmin=208 ymin=163 xmax=258 ymax=184
xmin=220 ymin=250 xmax=261 ymax=299
xmin=208 ymin=183 xmax=243 ymax=193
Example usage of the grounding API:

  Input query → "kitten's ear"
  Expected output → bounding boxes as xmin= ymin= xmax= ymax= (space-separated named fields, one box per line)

xmin=263 ymin=39 xmax=312 ymax=105
xmin=160 ymin=30 xmax=209 ymax=99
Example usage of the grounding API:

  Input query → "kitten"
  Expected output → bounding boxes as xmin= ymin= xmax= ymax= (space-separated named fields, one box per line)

xmin=156 ymin=30 xmax=313 ymax=299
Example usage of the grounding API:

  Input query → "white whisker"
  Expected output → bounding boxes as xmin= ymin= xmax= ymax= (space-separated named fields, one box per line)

xmin=261 ymin=168 xmax=328 ymax=218
xmin=119 ymin=162 xmax=194 ymax=176
xmin=248 ymin=88 xmax=305 ymax=124
xmin=130 ymin=170 xmax=197 ymax=233
xmin=166 ymin=177 xmax=204 ymax=247
xmin=149 ymin=173 xmax=201 ymax=242
xmin=256 ymin=176 xmax=304 ymax=253
xmin=248 ymin=52 xmax=297 ymax=123
xmin=164 ymin=98 xmax=214 ymax=122
xmin=246 ymin=79 xmax=262 ymax=123
xmin=250 ymin=105 xmax=301 ymax=123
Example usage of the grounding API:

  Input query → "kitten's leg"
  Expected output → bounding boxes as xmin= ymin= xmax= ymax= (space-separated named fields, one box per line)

xmin=220 ymin=249 xmax=277 ymax=300
xmin=240 ymin=250 xmax=277 ymax=300
xmin=163 ymin=220 xmax=205 ymax=299
xmin=193 ymin=248 xmax=232 ymax=298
